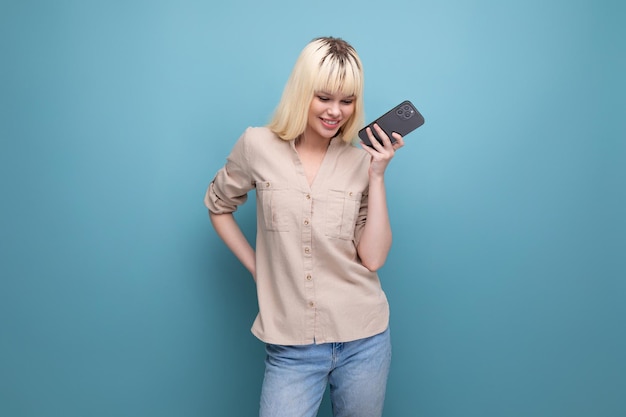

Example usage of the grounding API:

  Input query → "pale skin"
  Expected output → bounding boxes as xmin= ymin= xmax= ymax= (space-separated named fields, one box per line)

xmin=209 ymin=92 xmax=404 ymax=279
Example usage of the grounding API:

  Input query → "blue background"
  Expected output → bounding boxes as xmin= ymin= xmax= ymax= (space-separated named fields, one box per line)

xmin=1 ymin=1 xmax=625 ymax=416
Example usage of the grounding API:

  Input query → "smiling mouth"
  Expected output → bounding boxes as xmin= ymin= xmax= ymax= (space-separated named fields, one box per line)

xmin=321 ymin=118 xmax=340 ymax=127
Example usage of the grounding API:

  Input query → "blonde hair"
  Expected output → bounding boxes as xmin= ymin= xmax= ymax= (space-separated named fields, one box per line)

xmin=267 ymin=37 xmax=365 ymax=143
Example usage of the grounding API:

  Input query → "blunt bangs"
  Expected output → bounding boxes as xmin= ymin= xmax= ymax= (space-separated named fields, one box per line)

xmin=314 ymin=52 xmax=362 ymax=98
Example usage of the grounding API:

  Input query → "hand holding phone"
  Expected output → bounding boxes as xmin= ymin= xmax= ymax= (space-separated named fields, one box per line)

xmin=358 ymin=100 xmax=425 ymax=147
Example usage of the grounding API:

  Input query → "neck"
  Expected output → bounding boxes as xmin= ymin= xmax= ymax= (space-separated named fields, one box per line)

xmin=296 ymin=132 xmax=333 ymax=153
xmin=296 ymin=129 xmax=333 ymax=152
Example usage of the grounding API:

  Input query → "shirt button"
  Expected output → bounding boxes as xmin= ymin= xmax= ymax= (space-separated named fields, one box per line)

xmin=304 ymin=219 xmax=309 ymax=225
xmin=309 ymin=301 xmax=315 ymax=308
xmin=306 ymin=274 xmax=312 ymax=281
xmin=304 ymin=247 xmax=310 ymax=254
xmin=265 ymin=182 xmax=270 ymax=188
xmin=305 ymin=194 xmax=311 ymax=200
xmin=348 ymin=191 xmax=353 ymax=196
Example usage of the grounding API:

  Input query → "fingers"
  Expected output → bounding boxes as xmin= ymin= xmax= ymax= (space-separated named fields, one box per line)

xmin=372 ymin=124 xmax=392 ymax=148
xmin=363 ymin=124 xmax=404 ymax=152
xmin=360 ymin=124 xmax=405 ymax=177
xmin=361 ymin=126 xmax=383 ymax=152
xmin=390 ymin=132 xmax=405 ymax=149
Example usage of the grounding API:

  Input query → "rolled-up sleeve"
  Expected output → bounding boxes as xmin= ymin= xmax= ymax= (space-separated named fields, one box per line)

xmin=204 ymin=130 xmax=254 ymax=214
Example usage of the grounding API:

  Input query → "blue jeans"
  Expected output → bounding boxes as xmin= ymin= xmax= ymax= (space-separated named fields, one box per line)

xmin=259 ymin=328 xmax=391 ymax=417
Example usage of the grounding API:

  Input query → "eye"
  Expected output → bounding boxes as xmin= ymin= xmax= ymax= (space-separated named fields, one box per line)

xmin=317 ymin=95 xmax=329 ymax=102
xmin=341 ymin=99 xmax=354 ymax=105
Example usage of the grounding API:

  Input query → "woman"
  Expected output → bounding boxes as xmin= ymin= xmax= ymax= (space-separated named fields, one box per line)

xmin=205 ymin=36 xmax=404 ymax=417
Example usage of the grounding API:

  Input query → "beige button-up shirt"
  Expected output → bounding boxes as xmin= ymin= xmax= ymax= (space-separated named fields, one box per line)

xmin=205 ymin=127 xmax=389 ymax=345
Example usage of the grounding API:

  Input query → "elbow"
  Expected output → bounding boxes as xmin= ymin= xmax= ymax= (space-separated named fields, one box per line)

xmin=360 ymin=256 xmax=387 ymax=272
xmin=357 ymin=237 xmax=392 ymax=272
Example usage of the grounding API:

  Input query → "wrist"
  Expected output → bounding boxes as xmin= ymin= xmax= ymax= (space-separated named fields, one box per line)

xmin=368 ymin=172 xmax=385 ymax=183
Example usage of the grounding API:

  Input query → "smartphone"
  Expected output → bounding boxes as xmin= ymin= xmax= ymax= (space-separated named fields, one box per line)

xmin=358 ymin=100 xmax=425 ymax=147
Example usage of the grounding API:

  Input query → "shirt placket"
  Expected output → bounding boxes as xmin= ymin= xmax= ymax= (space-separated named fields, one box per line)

xmin=302 ymin=190 xmax=316 ymax=342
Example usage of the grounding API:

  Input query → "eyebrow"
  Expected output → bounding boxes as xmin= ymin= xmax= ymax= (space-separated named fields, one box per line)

xmin=317 ymin=91 xmax=356 ymax=99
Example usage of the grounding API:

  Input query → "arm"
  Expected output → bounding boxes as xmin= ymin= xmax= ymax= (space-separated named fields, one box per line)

xmin=205 ymin=130 xmax=257 ymax=279
xmin=357 ymin=123 xmax=405 ymax=271
xmin=357 ymin=176 xmax=392 ymax=271
xmin=209 ymin=211 xmax=256 ymax=281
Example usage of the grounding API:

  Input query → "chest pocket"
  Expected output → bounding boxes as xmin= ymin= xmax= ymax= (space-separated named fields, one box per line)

xmin=325 ymin=189 xmax=362 ymax=240
xmin=256 ymin=181 xmax=291 ymax=232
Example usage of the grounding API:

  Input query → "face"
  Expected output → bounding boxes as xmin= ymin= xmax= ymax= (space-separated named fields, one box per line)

xmin=305 ymin=91 xmax=355 ymax=141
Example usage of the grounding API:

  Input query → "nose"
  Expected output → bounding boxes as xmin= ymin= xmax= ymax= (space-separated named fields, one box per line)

xmin=327 ymin=100 xmax=341 ymax=117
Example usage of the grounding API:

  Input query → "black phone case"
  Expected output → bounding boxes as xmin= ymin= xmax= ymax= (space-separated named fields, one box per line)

xmin=358 ymin=100 xmax=425 ymax=147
